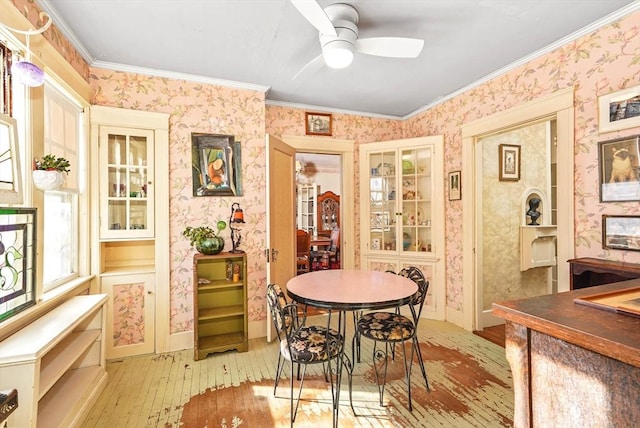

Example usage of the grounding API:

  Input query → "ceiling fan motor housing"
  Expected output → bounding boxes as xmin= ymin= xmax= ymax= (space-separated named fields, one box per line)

xmin=320 ymin=3 xmax=359 ymax=68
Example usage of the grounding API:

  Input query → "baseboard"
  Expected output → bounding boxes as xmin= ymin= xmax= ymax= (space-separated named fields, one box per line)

xmin=446 ymin=306 xmax=465 ymax=329
xmin=249 ymin=319 xmax=266 ymax=339
xmin=167 ymin=330 xmax=192 ymax=352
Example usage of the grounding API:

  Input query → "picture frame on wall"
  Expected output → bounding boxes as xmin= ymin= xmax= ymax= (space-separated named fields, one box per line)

xmin=498 ymin=144 xmax=520 ymax=181
xmin=602 ymin=214 xmax=640 ymax=252
xmin=598 ymin=85 xmax=640 ymax=134
xmin=305 ymin=112 xmax=332 ymax=136
xmin=598 ymin=134 xmax=640 ymax=202
xmin=448 ymin=170 xmax=461 ymax=200
xmin=191 ymin=133 xmax=243 ymax=197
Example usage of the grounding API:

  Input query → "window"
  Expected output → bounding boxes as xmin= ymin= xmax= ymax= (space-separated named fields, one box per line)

xmin=42 ymin=82 xmax=84 ymax=290
xmin=0 ymin=41 xmax=12 ymax=116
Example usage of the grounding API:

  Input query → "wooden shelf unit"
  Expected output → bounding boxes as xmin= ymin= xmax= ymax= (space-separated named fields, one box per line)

xmin=193 ymin=252 xmax=248 ymax=360
xmin=0 ymin=294 xmax=108 ymax=427
xmin=568 ymin=257 xmax=640 ymax=290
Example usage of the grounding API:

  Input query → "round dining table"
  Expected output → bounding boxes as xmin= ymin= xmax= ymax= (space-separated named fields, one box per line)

xmin=286 ymin=269 xmax=417 ymax=311
xmin=285 ymin=269 xmax=418 ymax=426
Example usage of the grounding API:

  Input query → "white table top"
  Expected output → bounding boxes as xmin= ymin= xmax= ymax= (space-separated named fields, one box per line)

xmin=286 ymin=269 xmax=417 ymax=311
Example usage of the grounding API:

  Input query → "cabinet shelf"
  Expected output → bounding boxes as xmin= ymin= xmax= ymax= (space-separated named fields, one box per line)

xmin=198 ymin=305 xmax=244 ymax=320
xmin=37 ymin=365 xmax=107 ymax=428
xmin=193 ymin=253 xmax=248 ymax=360
xmin=39 ymin=329 xmax=100 ymax=399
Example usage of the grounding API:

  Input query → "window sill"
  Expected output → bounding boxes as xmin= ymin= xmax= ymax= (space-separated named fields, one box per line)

xmin=0 ymin=275 xmax=95 ymax=342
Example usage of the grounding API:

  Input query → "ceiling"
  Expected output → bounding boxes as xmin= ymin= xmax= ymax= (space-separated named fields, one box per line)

xmin=37 ymin=0 xmax=637 ymax=118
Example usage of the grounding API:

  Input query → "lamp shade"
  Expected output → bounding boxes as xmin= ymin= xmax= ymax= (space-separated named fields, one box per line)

xmin=230 ymin=202 xmax=245 ymax=223
xmin=12 ymin=61 xmax=45 ymax=87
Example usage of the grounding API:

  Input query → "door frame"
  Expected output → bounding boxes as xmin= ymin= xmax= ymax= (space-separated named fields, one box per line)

xmin=282 ymin=135 xmax=355 ymax=269
xmin=460 ymin=88 xmax=575 ymax=331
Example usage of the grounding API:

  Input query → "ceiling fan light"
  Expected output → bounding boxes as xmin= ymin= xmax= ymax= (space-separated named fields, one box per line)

xmin=11 ymin=61 xmax=45 ymax=87
xmin=323 ymin=40 xmax=354 ymax=69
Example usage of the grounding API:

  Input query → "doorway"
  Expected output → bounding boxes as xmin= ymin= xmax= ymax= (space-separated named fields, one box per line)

xmin=460 ymin=88 xmax=575 ymax=331
xmin=475 ymin=119 xmax=557 ymax=329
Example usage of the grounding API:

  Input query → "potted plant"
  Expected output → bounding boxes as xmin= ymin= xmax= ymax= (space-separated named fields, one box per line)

xmin=32 ymin=154 xmax=71 ymax=191
xmin=183 ymin=221 xmax=227 ymax=255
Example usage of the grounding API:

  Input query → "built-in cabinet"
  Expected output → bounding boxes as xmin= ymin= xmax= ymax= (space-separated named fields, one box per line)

xmin=296 ymin=184 xmax=317 ymax=235
xmin=360 ymin=136 xmax=445 ymax=318
xmin=90 ymin=106 xmax=170 ymax=359
xmin=193 ymin=253 xmax=248 ymax=360
xmin=0 ymin=294 xmax=108 ymax=427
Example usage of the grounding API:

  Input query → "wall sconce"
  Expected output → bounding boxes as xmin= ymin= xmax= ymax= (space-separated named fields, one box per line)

xmin=0 ymin=12 xmax=52 ymax=87
xmin=229 ymin=202 xmax=245 ymax=253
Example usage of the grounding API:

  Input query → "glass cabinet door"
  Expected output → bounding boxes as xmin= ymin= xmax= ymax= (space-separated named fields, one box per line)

xmin=364 ymin=145 xmax=434 ymax=255
xmin=400 ymin=147 xmax=432 ymax=254
xmin=366 ymin=150 xmax=397 ymax=251
xmin=100 ymin=126 xmax=155 ymax=239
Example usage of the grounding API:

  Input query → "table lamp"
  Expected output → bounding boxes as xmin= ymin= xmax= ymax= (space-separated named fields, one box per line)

xmin=229 ymin=202 xmax=245 ymax=253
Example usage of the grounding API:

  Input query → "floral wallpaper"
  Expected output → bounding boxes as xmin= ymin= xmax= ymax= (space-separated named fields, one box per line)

xmin=8 ymin=0 xmax=640 ymax=334
xmin=112 ymin=281 xmax=145 ymax=345
xmin=91 ymin=70 xmax=267 ymax=334
xmin=402 ymin=12 xmax=640 ymax=310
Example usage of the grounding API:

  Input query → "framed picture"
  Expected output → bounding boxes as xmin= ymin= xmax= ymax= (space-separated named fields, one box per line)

xmin=0 ymin=208 xmax=36 ymax=322
xmin=499 ymin=144 xmax=520 ymax=181
xmin=305 ymin=112 xmax=332 ymax=136
xmin=602 ymin=215 xmax=640 ymax=252
xmin=598 ymin=134 xmax=639 ymax=202
xmin=370 ymin=211 xmax=390 ymax=231
xmin=598 ymin=85 xmax=640 ymax=134
xmin=191 ymin=133 xmax=243 ymax=197
xmin=448 ymin=170 xmax=461 ymax=200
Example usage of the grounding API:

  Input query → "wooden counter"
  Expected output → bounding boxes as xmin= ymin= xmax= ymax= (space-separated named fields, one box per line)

xmin=493 ymin=279 xmax=640 ymax=428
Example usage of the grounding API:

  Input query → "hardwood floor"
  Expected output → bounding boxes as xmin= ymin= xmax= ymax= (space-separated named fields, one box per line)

xmin=81 ymin=319 xmax=513 ymax=427
xmin=473 ymin=324 xmax=506 ymax=348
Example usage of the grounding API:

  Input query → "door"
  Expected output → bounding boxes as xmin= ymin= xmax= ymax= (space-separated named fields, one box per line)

xmin=102 ymin=273 xmax=155 ymax=358
xmin=266 ymin=135 xmax=296 ymax=341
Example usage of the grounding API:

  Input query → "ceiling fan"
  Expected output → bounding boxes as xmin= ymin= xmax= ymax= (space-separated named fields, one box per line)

xmin=291 ymin=0 xmax=424 ymax=77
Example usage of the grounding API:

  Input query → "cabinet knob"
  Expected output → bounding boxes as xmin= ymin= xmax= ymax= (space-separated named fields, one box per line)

xmin=147 ymin=290 xmax=153 ymax=295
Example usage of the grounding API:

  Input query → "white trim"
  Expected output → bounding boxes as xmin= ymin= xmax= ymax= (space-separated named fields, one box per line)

xmin=460 ymin=88 xmax=575 ymax=331
xmin=267 ymin=99 xmax=401 ymax=120
xmin=282 ymin=135 xmax=356 ymax=271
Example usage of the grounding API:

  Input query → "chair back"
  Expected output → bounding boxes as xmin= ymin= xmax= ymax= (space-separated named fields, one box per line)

xmin=398 ymin=266 xmax=429 ymax=321
xmin=328 ymin=228 xmax=340 ymax=252
xmin=296 ymin=229 xmax=310 ymax=258
xmin=266 ymin=283 xmax=297 ymax=342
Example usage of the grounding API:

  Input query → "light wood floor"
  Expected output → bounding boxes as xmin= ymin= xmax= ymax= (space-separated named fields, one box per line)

xmin=81 ymin=319 xmax=513 ymax=427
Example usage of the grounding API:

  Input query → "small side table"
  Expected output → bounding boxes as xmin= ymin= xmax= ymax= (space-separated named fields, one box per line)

xmin=0 ymin=389 xmax=18 ymax=426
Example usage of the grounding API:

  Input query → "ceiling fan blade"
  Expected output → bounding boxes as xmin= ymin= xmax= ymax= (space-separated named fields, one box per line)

xmin=293 ymin=52 xmax=324 ymax=80
xmin=290 ymin=0 xmax=337 ymax=36
xmin=356 ymin=37 xmax=424 ymax=58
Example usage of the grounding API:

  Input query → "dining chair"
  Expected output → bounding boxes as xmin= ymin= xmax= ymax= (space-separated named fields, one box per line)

xmin=355 ymin=266 xmax=431 ymax=410
xmin=311 ymin=227 xmax=339 ymax=269
xmin=266 ymin=283 xmax=348 ymax=426
xmin=296 ymin=229 xmax=311 ymax=275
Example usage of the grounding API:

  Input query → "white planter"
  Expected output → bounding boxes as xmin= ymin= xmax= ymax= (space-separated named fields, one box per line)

xmin=32 ymin=170 xmax=66 ymax=191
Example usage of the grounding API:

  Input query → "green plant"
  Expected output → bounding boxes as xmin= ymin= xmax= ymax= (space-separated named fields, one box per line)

xmin=33 ymin=154 xmax=71 ymax=174
xmin=182 ymin=221 xmax=227 ymax=247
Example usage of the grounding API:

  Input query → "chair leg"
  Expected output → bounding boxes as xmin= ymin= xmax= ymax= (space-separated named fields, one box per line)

xmin=290 ymin=362 xmax=308 ymax=424
xmin=274 ymin=354 xmax=285 ymax=395
xmin=399 ymin=340 xmax=413 ymax=411
xmin=412 ymin=336 xmax=430 ymax=392
xmin=371 ymin=341 xmax=391 ymax=407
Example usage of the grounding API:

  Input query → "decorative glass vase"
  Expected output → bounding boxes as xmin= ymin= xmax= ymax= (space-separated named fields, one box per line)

xmin=32 ymin=170 xmax=65 ymax=191
xmin=196 ymin=237 xmax=225 ymax=255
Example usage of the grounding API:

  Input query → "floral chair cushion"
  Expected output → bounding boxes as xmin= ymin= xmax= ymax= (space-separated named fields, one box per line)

xmin=357 ymin=311 xmax=415 ymax=342
xmin=281 ymin=325 xmax=343 ymax=363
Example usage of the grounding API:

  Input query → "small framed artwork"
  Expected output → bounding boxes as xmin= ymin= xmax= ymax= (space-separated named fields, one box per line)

xmin=305 ymin=112 xmax=332 ymax=136
xmin=602 ymin=215 xmax=640 ymax=252
xmin=598 ymin=85 xmax=640 ymax=134
xmin=598 ymin=134 xmax=639 ymax=202
xmin=499 ymin=144 xmax=520 ymax=181
xmin=191 ymin=133 xmax=243 ymax=197
xmin=448 ymin=170 xmax=461 ymax=200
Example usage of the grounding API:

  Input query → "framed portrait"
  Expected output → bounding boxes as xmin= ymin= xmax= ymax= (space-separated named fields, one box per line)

xmin=598 ymin=134 xmax=639 ymax=202
xmin=191 ymin=133 xmax=243 ymax=197
xmin=598 ymin=85 xmax=640 ymax=134
xmin=602 ymin=215 xmax=640 ymax=252
xmin=305 ymin=112 xmax=332 ymax=136
xmin=0 ymin=208 xmax=36 ymax=322
xmin=448 ymin=170 xmax=461 ymax=200
xmin=499 ymin=144 xmax=520 ymax=181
